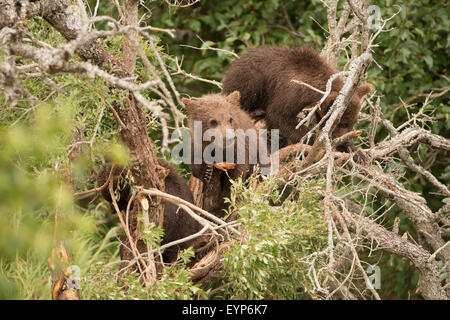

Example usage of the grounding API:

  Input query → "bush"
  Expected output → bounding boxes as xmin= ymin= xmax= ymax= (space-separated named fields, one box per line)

xmin=212 ymin=176 xmax=328 ymax=299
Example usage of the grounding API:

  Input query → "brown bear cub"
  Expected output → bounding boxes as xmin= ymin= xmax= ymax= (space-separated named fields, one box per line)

xmin=222 ymin=46 xmax=371 ymax=154
xmin=97 ymin=160 xmax=202 ymax=264
xmin=182 ymin=91 xmax=269 ymax=218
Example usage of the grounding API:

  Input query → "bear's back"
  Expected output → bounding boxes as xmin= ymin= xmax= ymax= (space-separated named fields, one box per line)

xmin=223 ymin=46 xmax=342 ymax=112
xmin=97 ymin=160 xmax=201 ymax=263
xmin=159 ymin=160 xmax=202 ymax=262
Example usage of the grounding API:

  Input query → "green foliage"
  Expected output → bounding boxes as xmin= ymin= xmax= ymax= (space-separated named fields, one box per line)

xmin=0 ymin=97 xmax=97 ymax=299
xmin=151 ymin=0 xmax=448 ymax=133
xmin=1 ymin=0 xmax=447 ymax=300
xmin=0 ymin=15 xmax=202 ymax=299
xmin=0 ymin=101 xmax=74 ymax=258
xmin=83 ymin=255 xmax=205 ymax=300
xmin=214 ymin=176 xmax=328 ymax=299
xmin=0 ymin=254 xmax=51 ymax=300
xmin=367 ymin=1 xmax=449 ymax=139
xmin=79 ymin=225 xmax=204 ymax=300
xmin=150 ymin=1 xmax=448 ymax=299
xmin=151 ymin=0 xmax=326 ymax=94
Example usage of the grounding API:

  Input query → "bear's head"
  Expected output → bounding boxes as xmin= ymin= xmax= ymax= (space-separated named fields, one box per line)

xmin=182 ymin=91 xmax=245 ymax=153
xmin=318 ymin=83 xmax=372 ymax=140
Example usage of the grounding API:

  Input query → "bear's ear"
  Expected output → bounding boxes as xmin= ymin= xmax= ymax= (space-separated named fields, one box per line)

xmin=181 ymin=98 xmax=199 ymax=113
xmin=226 ymin=91 xmax=241 ymax=106
xmin=356 ymin=84 xmax=371 ymax=98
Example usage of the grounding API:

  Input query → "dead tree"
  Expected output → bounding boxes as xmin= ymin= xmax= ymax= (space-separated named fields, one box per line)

xmin=189 ymin=0 xmax=450 ymax=300
xmin=1 ymin=0 xmax=192 ymax=285
xmin=1 ymin=0 xmax=448 ymax=299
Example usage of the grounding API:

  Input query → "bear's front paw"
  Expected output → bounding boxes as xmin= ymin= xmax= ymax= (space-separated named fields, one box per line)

xmin=203 ymin=164 xmax=214 ymax=183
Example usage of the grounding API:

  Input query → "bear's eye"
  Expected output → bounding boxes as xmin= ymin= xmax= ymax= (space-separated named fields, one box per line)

xmin=229 ymin=117 xmax=233 ymax=124
xmin=209 ymin=119 xmax=218 ymax=127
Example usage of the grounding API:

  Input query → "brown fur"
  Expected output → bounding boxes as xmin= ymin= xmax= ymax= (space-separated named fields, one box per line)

xmin=222 ymin=46 xmax=371 ymax=152
xmin=182 ymin=92 xmax=268 ymax=218
xmin=97 ymin=160 xmax=201 ymax=263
